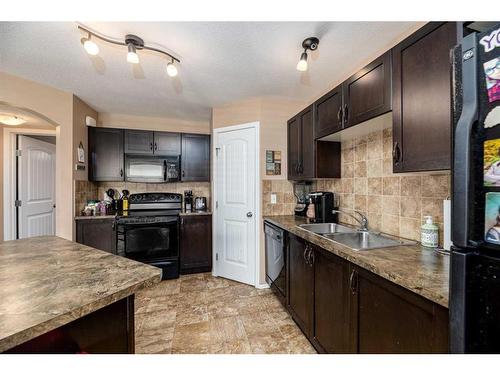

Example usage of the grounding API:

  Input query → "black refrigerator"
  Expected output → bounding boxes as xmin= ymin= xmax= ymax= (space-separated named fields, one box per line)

xmin=451 ymin=23 xmax=500 ymax=353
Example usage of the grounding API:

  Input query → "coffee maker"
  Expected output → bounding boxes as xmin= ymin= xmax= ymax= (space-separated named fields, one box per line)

xmin=309 ymin=191 xmax=338 ymax=223
xmin=293 ymin=182 xmax=312 ymax=216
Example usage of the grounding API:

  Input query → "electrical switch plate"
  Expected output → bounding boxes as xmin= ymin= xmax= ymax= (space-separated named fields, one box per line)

xmin=270 ymin=193 xmax=277 ymax=204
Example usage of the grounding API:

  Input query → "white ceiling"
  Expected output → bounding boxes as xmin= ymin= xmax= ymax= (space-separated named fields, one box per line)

xmin=0 ymin=22 xmax=419 ymax=122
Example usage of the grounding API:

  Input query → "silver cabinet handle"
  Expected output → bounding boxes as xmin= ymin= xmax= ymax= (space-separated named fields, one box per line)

xmin=246 ymin=212 xmax=253 ymax=218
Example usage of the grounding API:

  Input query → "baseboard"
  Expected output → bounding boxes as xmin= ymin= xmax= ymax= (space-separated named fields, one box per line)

xmin=255 ymin=282 xmax=270 ymax=289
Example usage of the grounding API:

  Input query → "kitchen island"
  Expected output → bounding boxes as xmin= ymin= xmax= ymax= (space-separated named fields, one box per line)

xmin=0 ymin=236 xmax=161 ymax=353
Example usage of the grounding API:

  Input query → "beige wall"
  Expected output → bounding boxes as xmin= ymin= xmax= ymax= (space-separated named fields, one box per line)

xmin=211 ymin=97 xmax=306 ymax=285
xmin=0 ymin=126 xmax=3 ymax=241
xmin=73 ymin=96 xmax=98 ymax=181
xmin=98 ymin=113 xmax=210 ymax=134
xmin=0 ymin=72 xmax=74 ymax=240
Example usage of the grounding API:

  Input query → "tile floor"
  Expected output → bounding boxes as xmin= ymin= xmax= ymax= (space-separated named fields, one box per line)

xmin=134 ymin=273 xmax=317 ymax=354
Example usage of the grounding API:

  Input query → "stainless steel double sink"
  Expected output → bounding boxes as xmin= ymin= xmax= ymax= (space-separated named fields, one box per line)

xmin=298 ymin=223 xmax=416 ymax=251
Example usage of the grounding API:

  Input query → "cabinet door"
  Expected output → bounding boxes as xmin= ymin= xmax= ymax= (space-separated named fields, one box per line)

xmin=350 ymin=266 xmax=449 ymax=353
xmin=287 ymin=234 xmax=314 ymax=337
xmin=181 ymin=134 xmax=210 ymax=182
xmin=154 ymin=131 xmax=181 ymax=156
xmin=313 ymin=249 xmax=352 ymax=353
xmin=287 ymin=116 xmax=301 ymax=180
xmin=299 ymin=106 xmax=315 ymax=179
xmin=180 ymin=215 xmax=212 ymax=274
xmin=392 ymin=22 xmax=457 ymax=172
xmin=343 ymin=51 xmax=392 ymax=128
xmin=76 ymin=219 xmax=117 ymax=254
xmin=124 ymin=129 xmax=154 ymax=155
xmin=89 ymin=127 xmax=124 ymax=181
xmin=314 ymin=85 xmax=343 ymax=139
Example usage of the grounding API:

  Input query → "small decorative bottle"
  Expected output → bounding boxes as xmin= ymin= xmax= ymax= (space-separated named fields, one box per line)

xmin=421 ymin=216 xmax=439 ymax=248
xmin=306 ymin=198 xmax=315 ymax=222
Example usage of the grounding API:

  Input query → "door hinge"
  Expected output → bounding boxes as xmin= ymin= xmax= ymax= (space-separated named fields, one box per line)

xmin=15 ymin=150 xmax=22 ymax=157
xmin=216 ymin=253 xmax=219 ymax=261
xmin=215 ymin=147 xmax=220 ymax=157
xmin=215 ymin=201 xmax=218 ymax=209
xmin=15 ymin=200 xmax=22 ymax=207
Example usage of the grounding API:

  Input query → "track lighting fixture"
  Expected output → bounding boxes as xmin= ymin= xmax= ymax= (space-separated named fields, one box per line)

xmin=166 ymin=60 xmax=178 ymax=77
xmin=126 ymin=43 xmax=139 ymax=64
xmin=78 ymin=24 xmax=181 ymax=77
xmin=296 ymin=37 xmax=319 ymax=72
xmin=80 ymin=34 xmax=99 ymax=56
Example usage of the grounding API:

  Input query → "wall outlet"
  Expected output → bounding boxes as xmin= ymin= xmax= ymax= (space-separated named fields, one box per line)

xmin=270 ymin=193 xmax=277 ymax=204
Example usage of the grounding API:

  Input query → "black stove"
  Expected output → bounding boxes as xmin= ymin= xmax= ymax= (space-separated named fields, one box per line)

xmin=116 ymin=193 xmax=182 ymax=280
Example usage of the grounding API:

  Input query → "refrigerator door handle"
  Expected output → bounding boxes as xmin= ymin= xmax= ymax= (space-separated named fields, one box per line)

xmin=452 ymin=32 xmax=479 ymax=248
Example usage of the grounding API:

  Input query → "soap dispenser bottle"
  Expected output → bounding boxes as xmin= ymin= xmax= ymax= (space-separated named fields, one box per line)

xmin=421 ymin=216 xmax=439 ymax=248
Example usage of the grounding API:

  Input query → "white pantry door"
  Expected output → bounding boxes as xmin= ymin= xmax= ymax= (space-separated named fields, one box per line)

xmin=17 ymin=135 xmax=56 ymax=238
xmin=215 ymin=124 xmax=258 ymax=285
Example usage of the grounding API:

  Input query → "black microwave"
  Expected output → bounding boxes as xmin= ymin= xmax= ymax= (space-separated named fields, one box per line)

xmin=125 ymin=155 xmax=180 ymax=183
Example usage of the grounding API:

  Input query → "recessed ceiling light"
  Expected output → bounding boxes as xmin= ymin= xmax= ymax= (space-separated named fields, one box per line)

xmin=0 ymin=115 xmax=26 ymax=126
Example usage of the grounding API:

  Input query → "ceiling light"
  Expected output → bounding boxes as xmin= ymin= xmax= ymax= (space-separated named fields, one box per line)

xmin=77 ymin=25 xmax=181 ymax=77
xmin=0 ymin=115 xmax=26 ymax=126
xmin=296 ymin=37 xmax=319 ymax=72
xmin=296 ymin=52 xmax=308 ymax=72
xmin=166 ymin=61 xmax=178 ymax=77
xmin=81 ymin=35 xmax=99 ymax=56
xmin=127 ymin=43 xmax=139 ymax=64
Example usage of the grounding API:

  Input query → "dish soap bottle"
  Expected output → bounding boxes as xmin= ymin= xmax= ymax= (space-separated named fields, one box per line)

xmin=421 ymin=216 xmax=439 ymax=248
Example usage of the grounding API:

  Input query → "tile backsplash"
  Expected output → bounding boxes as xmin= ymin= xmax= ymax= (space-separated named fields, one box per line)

xmin=262 ymin=128 xmax=451 ymax=246
xmin=75 ymin=180 xmax=211 ymax=215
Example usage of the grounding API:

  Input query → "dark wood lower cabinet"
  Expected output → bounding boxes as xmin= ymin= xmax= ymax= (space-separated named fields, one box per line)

xmin=283 ymin=234 xmax=449 ymax=354
xmin=312 ymin=249 xmax=351 ymax=353
xmin=287 ymin=234 xmax=314 ymax=337
xmin=76 ymin=218 xmax=117 ymax=254
xmin=180 ymin=214 xmax=212 ymax=274
xmin=6 ymin=296 xmax=134 ymax=353
xmin=350 ymin=266 xmax=449 ymax=353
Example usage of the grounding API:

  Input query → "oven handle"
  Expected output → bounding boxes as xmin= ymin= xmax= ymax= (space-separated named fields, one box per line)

xmin=117 ymin=219 xmax=179 ymax=227
xmin=163 ymin=160 xmax=167 ymax=182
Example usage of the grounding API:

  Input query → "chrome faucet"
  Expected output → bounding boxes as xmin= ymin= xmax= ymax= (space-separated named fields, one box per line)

xmin=332 ymin=209 xmax=369 ymax=232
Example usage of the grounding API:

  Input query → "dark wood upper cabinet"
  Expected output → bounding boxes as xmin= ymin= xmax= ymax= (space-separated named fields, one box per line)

xmin=76 ymin=218 xmax=117 ymax=255
xmin=125 ymin=130 xmax=181 ymax=156
xmin=314 ymin=84 xmax=343 ymax=139
xmin=299 ymin=106 xmax=315 ymax=179
xmin=181 ymin=134 xmax=210 ymax=182
xmin=153 ymin=132 xmax=181 ymax=156
xmin=350 ymin=266 xmax=448 ymax=353
xmin=180 ymin=214 xmax=212 ymax=274
xmin=343 ymin=51 xmax=392 ymax=128
xmin=313 ymin=248 xmax=352 ymax=353
xmin=89 ymin=127 xmax=124 ymax=181
xmin=392 ymin=22 xmax=457 ymax=172
xmin=287 ymin=116 xmax=301 ymax=180
xmin=287 ymin=105 xmax=341 ymax=181
xmin=287 ymin=234 xmax=314 ymax=337
xmin=124 ymin=129 xmax=154 ymax=155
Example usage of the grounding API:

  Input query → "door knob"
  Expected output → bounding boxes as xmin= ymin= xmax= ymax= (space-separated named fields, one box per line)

xmin=246 ymin=212 xmax=253 ymax=218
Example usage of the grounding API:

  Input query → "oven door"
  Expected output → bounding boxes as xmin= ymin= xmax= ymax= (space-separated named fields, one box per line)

xmin=125 ymin=156 xmax=180 ymax=183
xmin=122 ymin=219 xmax=179 ymax=261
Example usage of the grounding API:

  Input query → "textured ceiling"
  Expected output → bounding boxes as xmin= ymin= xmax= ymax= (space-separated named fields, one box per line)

xmin=0 ymin=22 xmax=419 ymax=122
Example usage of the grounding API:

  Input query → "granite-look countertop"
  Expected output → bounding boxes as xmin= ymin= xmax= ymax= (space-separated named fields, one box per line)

xmin=75 ymin=211 xmax=212 ymax=220
xmin=179 ymin=211 xmax=212 ymax=216
xmin=74 ymin=214 xmax=116 ymax=220
xmin=264 ymin=215 xmax=450 ymax=308
xmin=0 ymin=236 xmax=161 ymax=352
